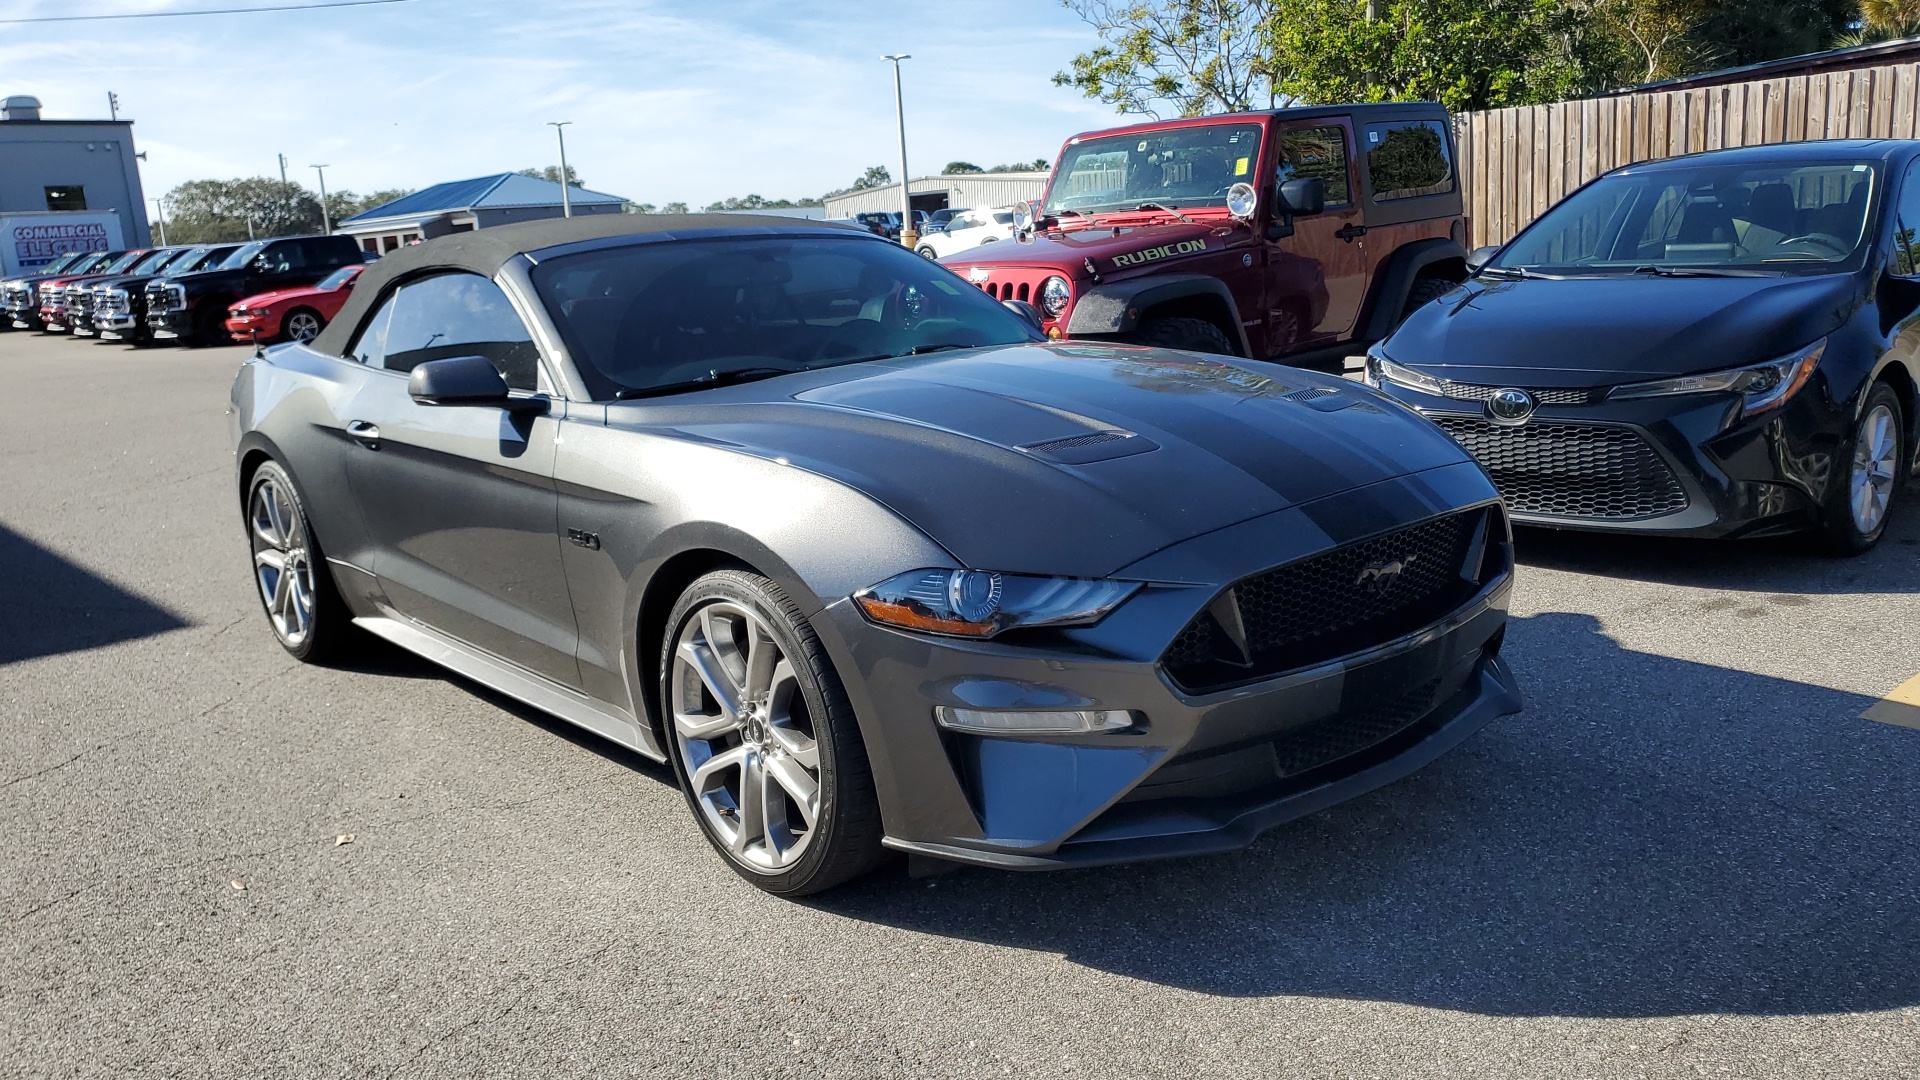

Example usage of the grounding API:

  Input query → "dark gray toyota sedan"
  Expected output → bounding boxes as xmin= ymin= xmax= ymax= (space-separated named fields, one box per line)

xmin=230 ymin=214 xmax=1521 ymax=895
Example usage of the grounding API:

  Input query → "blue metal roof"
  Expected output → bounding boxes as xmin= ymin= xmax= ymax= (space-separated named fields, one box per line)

xmin=340 ymin=173 xmax=627 ymax=224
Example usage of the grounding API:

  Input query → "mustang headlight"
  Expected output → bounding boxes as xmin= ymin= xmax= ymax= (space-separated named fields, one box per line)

xmin=1607 ymin=338 xmax=1824 ymax=418
xmin=1039 ymin=276 xmax=1071 ymax=318
xmin=1365 ymin=343 xmax=1446 ymax=395
xmin=853 ymin=568 xmax=1138 ymax=639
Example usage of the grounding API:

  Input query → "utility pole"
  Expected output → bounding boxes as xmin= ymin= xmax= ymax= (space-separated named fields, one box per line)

xmin=154 ymin=198 xmax=168 ymax=246
xmin=312 ymin=165 xmax=332 ymax=233
xmin=548 ymin=122 xmax=574 ymax=218
xmin=882 ymin=54 xmax=916 ymax=248
xmin=107 ymin=91 xmax=119 ymax=120
xmin=278 ymin=153 xmax=288 ymax=184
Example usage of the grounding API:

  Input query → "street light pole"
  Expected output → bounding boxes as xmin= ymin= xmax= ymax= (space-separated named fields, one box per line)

xmin=277 ymin=153 xmax=288 ymax=184
xmin=311 ymin=164 xmax=331 ymax=233
xmin=882 ymin=54 xmax=916 ymax=249
xmin=548 ymin=122 xmax=574 ymax=218
xmin=153 ymin=198 xmax=168 ymax=246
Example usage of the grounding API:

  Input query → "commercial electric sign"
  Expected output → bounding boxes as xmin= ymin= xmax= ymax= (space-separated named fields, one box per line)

xmin=12 ymin=222 xmax=111 ymax=270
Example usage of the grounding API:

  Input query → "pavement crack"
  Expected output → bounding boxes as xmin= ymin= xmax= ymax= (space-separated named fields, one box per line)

xmin=9 ymin=881 xmax=101 ymax=924
xmin=2 ymin=744 xmax=111 ymax=787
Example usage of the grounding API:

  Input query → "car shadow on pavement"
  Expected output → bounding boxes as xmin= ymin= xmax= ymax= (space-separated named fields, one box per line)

xmin=1512 ymin=504 xmax=1920 ymax=594
xmin=813 ymin=610 xmax=1920 ymax=1019
xmin=0 ymin=522 xmax=190 ymax=665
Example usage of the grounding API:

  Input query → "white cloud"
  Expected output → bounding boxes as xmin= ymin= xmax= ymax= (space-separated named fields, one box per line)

xmin=0 ymin=0 xmax=1123 ymax=208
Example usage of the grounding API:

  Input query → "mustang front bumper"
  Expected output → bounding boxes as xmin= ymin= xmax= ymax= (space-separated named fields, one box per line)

xmin=811 ymin=461 xmax=1522 ymax=870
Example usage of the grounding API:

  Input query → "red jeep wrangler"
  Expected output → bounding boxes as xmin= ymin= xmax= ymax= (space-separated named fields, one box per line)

xmin=942 ymin=102 xmax=1469 ymax=366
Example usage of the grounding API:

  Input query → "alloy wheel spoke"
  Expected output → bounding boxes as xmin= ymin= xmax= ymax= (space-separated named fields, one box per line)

xmin=679 ymin=639 xmax=742 ymax=725
xmin=765 ymin=753 xmax=818 ymax=826
xmin=733 ymin=752 xmax=768 ymax=853
xmin=768 ymin=722 xmax=818 ymax=770
xmin=742 ymin=618 xmax=778 ymax=700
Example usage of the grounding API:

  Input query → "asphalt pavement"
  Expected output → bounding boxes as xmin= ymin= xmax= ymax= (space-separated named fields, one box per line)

xmin=3 ymin=332 xmax=1918 ymax=1079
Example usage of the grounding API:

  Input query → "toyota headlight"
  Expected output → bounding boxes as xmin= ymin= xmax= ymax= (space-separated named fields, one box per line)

xmin=1607 ymin=338 xmax=1824 ymax=418
xmin=1039 ymin=276 xmax=1071 ymax=318
xmin=1364 ymin=343 xmax=1446 ymax=395
xmin=853 ymin=569 xmax=1138 ymax=639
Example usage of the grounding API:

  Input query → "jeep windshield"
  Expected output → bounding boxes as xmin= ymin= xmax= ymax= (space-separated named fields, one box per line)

xmin=1044 ymin=123 xmax=1263 ymax=216
xmin=1492 ymin=159 xmax=1878 ymax=276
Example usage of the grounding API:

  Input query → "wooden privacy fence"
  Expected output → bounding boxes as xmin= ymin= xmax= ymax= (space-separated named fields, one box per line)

xmin=1454 ymin=61 xmax=1920 ymax=249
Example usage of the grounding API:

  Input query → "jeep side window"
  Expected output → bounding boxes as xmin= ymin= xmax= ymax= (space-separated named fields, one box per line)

xmin=1364 ymin=121 xmax=1454 ymax=201
xmin=1277 ymin=127 xmax=1351 ymax=206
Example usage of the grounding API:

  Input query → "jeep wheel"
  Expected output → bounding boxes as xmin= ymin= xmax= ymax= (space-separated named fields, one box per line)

xmin=1398 ymin=277 xmax=1458 ymax=324
xmin=1125 ymin=316 xmax=1235 ymax=356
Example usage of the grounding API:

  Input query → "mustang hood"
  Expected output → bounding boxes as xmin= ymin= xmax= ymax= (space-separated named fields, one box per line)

xmin=620 ymin=343 xmax=1476 ymax=577
xmin=235 ymin=286 xmax=321 ymax=307
xmin=940 ymin=220 xmax=1252 ymax=275
xmin=1386 ymin=273 xmax=1862 ymax=386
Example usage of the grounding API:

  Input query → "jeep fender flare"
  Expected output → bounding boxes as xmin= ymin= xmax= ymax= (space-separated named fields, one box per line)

xmin=1357 ymin=238 xmax=1470 ymax=343
xmin=1064 ymin=273 xmax=1252 ymax=357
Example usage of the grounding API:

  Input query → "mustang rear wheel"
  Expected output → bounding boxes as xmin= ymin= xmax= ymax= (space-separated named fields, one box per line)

xmin=1820 ymin=381 xmax=1904 ymax=555
xmin=245 ymin=461 xmax=357 ymax=662
xmin=662 ymin=570 xmax=884 ymax=895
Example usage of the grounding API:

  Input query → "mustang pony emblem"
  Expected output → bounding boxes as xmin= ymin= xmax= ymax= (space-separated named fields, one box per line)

xmin=1355 ymin=555 xmax=1417 ymax=595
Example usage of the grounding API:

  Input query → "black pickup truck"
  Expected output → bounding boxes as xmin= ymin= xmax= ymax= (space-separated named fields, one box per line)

xmin=146 ymin=234 xmax=364 ymax=346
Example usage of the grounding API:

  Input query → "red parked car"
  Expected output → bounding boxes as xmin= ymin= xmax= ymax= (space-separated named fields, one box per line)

xmin=225 ymin=263 xmax=363 ymax=344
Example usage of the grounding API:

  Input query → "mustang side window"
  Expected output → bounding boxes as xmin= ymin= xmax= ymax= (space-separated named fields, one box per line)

xmin=346 ymin=292 xmax=397 ymax=367
xmin=379 ymin=273 xmax=542 ymax=390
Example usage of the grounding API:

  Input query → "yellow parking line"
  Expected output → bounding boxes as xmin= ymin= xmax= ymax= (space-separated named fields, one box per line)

xmin=1862 ymin=674 xmax=1920 ymax=730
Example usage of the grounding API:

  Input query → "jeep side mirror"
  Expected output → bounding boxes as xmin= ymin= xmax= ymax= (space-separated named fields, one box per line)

xmin=1266 ymin=177 xmax=1326 ymax=241
xmin=1466 ymin=245 xmax=1500 ymax=271
xmin=407 ymin=355 xmax=548 ymax=414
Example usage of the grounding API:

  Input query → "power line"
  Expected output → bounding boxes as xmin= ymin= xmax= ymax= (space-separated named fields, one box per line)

xmin=0 ymin=0 xmax=418 ymax=24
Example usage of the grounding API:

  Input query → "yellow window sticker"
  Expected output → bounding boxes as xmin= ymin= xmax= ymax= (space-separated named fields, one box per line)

xmin=1235 ymin=157 xmax=1249 ymax=176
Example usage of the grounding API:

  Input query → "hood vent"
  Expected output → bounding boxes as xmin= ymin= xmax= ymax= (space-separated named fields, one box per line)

xmin=1282 ymin=386 xmax=1366 ymax=413
xmin=1017 ymin=429 xmax=1158 ymax=465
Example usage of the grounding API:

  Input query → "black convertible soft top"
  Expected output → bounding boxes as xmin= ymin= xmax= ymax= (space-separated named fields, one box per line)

xmin=308 ymin=213 xmax=867 ymax=357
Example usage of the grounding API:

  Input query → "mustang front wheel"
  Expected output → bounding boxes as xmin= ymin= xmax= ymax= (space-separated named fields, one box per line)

xmin=246 ymin=461 xmax=356 ymax=661
xmin=284 ymin=307 xmax=325 ymax=344
xmin=662 ymin=570 xmax=884 ymax=895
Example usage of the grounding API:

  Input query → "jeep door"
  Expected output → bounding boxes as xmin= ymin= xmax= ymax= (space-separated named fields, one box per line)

xmin=336 ymin=271 xmax=582 ymax=688
xmin=1266 ymin=120 xmax=1369 ymax=350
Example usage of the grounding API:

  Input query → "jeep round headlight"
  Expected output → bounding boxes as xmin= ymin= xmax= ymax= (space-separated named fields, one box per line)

xmin=1039 ymin=276 xmax=1071 ymax=318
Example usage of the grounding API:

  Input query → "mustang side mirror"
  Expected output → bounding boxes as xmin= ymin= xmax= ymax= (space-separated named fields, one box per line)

xmin=1267 ymin=177 xmax=1325 ymax=241
xmin=407 ymin=355 xmax=548 ymax=413
xmin=1466 ymin=245 xmax=1501 ymax=271
xmin=1001 ymin=299 xmax=1044 ymax=330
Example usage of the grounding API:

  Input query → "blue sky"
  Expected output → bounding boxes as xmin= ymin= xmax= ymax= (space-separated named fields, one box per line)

xmin=1 ymin=0 xmax=1121 ymax=208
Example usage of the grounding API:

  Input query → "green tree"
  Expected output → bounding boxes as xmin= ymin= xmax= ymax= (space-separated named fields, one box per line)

xmin=517 ymin=164 xmax=584 ymax=187
xmin=701 ymin=194 xmax=826 ymax=211
xmin=943 ymin=161 xmax=985 ymax=174
xmin=159 ymin=178 xmax=324 ymax=243
xmin=1053 ymin=0 xmax=1282 ymax=117
xmin=988 ymin=159 xmax=1052 ymax=172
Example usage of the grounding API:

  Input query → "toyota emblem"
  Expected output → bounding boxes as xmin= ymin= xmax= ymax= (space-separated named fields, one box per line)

xmin=1485 ymin=387 xmax=1536 ymax=426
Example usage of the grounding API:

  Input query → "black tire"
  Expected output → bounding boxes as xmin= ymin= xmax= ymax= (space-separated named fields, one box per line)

xmin=1818 ymin=381 xmax=1906 ymax=556
xmin=1125 ymin=316 xmax=1236 ymax=356
xmin=243 ymin=461 xmax=361 ymax=663
xmin=915 ymin=245 xmax=938 ymax=259
xmin=283 ymin=307 xmax=325 ymax=344
xmin=660 ymin=569 xmax=885 ymax=896
xmin=1398 ymin=276 xmax=1458 ymax=324
xmin=189 ymin=303 xmax=229 ymax=348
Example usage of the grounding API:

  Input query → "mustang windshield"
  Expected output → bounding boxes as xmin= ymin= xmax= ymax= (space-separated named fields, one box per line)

xmin=533 ymin=235 xmax=1042 ymax=400
xmin=1494 ymin=159 xmax=1878 ymax=274
xmin=316 ymin=265 xmax=359 ymax=290
xmin=1044 ymin=123 xmax=1264 ymax=215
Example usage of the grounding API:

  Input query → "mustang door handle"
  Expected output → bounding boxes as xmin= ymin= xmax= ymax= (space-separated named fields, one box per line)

xmin=345 ymin=420 xmax=380 ymax=449
xmin=1335 ymin=223 xmax=1368 ymax=241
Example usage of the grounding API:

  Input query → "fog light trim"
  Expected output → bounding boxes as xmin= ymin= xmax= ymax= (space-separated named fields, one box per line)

xmin=934 ymin=707 xmax=1136 ymax=735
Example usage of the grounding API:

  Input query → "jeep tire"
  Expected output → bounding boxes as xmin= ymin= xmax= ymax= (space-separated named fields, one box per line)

xmin=1124 ymin=316 xmax=1235 ymax=357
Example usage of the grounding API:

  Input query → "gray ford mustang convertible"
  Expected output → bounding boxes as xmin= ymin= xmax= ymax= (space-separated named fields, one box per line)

xmin=230 ymin=214 xmax=1523 ymax=895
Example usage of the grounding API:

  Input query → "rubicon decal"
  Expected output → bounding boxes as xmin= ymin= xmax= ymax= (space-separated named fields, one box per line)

xmin=1112 ymin=239 xmax=1207 ymax=268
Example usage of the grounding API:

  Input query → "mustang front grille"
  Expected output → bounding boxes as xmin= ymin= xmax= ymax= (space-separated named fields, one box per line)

xmin=1430 ymin=415 xmax=1690 ymax=521
xmin=1162 ymin=507 xmax=1501 ymax=693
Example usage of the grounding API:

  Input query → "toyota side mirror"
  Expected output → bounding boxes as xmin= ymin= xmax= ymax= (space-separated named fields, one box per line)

xmin=407 ymin=355 xmax=548 ymax=413
xmin=1466 ymin=245 xmax=1501 ymax=271
xmin=1266 ymin=177 xmax=1326 ymax=241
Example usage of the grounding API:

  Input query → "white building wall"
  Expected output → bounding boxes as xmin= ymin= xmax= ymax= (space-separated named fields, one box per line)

xmin=823 ymin=172 xmax=1050 ymax=217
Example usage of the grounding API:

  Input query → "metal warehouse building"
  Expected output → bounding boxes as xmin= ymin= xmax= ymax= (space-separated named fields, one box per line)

xmin=0 ymin=95 xmax=150 ymax=245
xmin=337 ymin=172 xmax=628 ymax=254
xmin=821 ymin=172 xmax=1049 ymax=218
